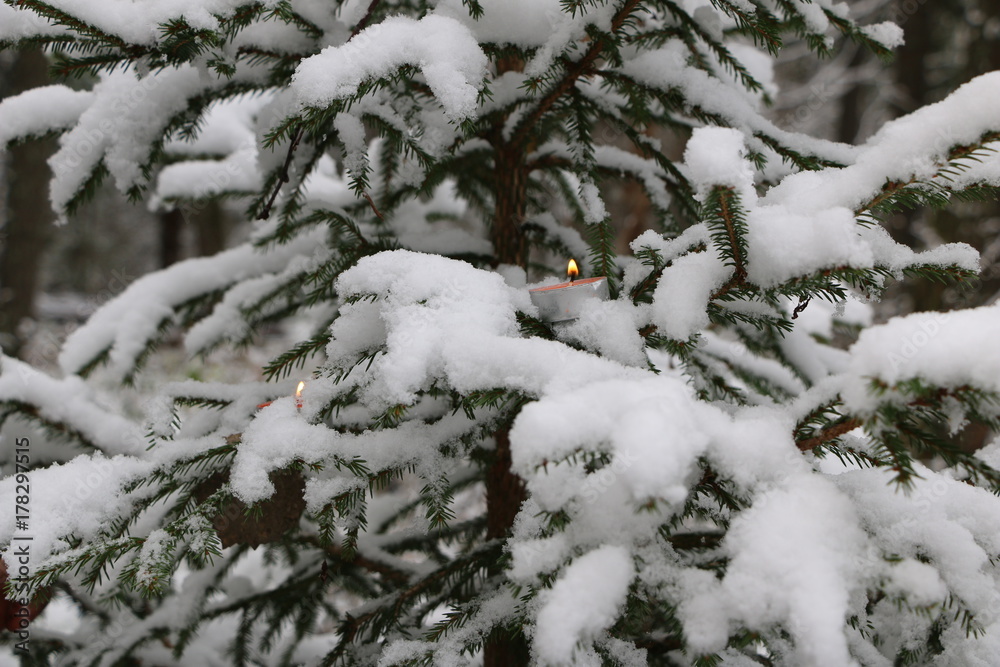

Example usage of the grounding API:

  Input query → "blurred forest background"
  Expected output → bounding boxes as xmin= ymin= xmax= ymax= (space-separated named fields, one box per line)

xmin=1 ymin=0 xmax=998 ymax=384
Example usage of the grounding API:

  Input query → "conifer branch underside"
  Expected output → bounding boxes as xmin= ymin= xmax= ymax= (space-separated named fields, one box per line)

xmin=330 ymin=542 xmax=501 ymax=655
xmin=257 ymin=0 xmax=384 ymax=220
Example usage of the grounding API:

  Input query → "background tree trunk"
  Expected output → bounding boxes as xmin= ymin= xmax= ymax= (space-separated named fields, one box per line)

xmin=0 ymin=48 xmax=54 ymax=358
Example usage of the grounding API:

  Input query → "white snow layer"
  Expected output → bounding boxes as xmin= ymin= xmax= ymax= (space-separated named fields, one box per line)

xmin=763 ymin=71 xmax=1000 ymax=214
xmin=1 ymin=0 xmax=281 ymax=44
xmin=534 ymin=545 xmax=635 ymax=664
xmin=292 ymin=14 xmax=488 ymax=120
xmin=0 ymin=2 xmax=65 ymax=40
xmin=59 ymin=228 xmax=329 ymax=380
xmin=0 ymin=356 xmax=147 ymax=456
xmin=842 ymin=306 xmax=1000 ymax=412
xmin=671 ymin=122 xmax=984 ymax=298
xmin=49 ymin=67 xmax=212 ymax=218
xmin=0 ymin=86 xmax=93 ymax=148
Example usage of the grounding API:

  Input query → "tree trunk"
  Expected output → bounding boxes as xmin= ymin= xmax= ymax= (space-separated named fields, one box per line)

xmin=0 ymin=49 xmax=54 ymax=358
xmin=491 ymin=141 xmax=528 ymax=268
xmin=483 ymin=106 xmax=531 ymax=666
xmin=893 ymin=0 xmax=931 ymax=113
xmin=193 ymin=200 xmax=229 ymax=258
xmin=159 ymin=208 xmax=184 ymax=268
xmin=836 ymin=45 xmax=868 ymax=145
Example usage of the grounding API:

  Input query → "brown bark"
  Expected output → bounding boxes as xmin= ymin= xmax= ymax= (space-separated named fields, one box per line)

xmin=159 ymin=208 xmax=184 ymax=267
xmin=485 ymin=429 xmax=525 ymax=542
xmin=490 ymin=141 xmax=528 ymax=269
xmin=484 ymin=130 xmax=531 ymax=667
xmin=483 ymin=429 xmax=530 ymax=667
xmin=193 ymin=200 xmax=229 ymax=258
xmin=836 ymin=46 xmax=868 ymax=144
xmin=0 ymin=49 xmax=54 ymax=358
xmin=893 ymin=0 xmax=932 ymax=113
xmin=0 ymin=557 xmax=50 ymax=633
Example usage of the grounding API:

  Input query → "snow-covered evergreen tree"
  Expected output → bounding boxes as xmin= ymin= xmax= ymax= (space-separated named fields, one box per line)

xmin=3 ymin=1 xmax=1000 ymax=665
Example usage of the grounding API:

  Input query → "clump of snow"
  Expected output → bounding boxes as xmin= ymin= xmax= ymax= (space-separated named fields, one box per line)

xmin=857 ymin=224 xmax=979 ymax=275
xmin=682 ymin=127 xmax=756 ymax=202
xmin=593 ymin=144 xmax=673 ymax=211
xmin=435 ymin=0 xmax=618 ymax=78
xmin=792 ymin=0 xmax=831 ymax=34
xmin=0 ymin=453 xmax=153 ymax=569
xmin=153 ymin=147 xmax=261 ymax=204
xmin=579 ymin=181 xmax=608 ymax=224
xmin=650 ymin=251 xmax=732 ymax=340
xmin=333 ymin=112 xmax=369 ymax=182
xmin=745 ymin=205 xmax=872 ymax=287
xmin=884 ymin=559 xmax=948 ymax=607
xmin=0 ymin=356 xmax=147 ymax=455
xmin=0 ymin=86 xmax=93 ymax=148
xmin=834 ymin=464 xmax=1000 ymax=644
xmin=727 ymin=43 xmax=779 ymax=99
xmin=512 ymin=377 xmax=711 ymax=506
xmin=623 ymin=40 xmax=858 ymax=167
xmin=292 ymin=15 xmax=488 ymax=121
xmin=628 ymin=225 xmax=710 ymax=267
xmin=679 ymin=475 xmax=869 ymax=665
xmin=510 ymin=535 xmax=569 ymax=584
xmin=763 ymin=71 xmax=1000 ymax=215
xmin=699 ymin=331 xmax=806 ymax=398
xmin=842 ymin=306 xmax=1000 ymax=412
xmin=163 ymin=94 xmax=270 ymax=157
xmin=0 ymin=2 xmax=65 ymax=40
xmin=329 ymin=250 xmax=531 ymax=406
xmin=533 ymin=545 xmax=634 ymax=665
xmin=861 ymin=21 xmax=905 ymax=49
xmin=49 ymin=67 xmax=211 ymax=219
xmin=556 ymin=299 xmax=648 ymax=368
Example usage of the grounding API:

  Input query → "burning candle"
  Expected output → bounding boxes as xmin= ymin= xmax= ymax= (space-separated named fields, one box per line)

xmin=255 ymin=380 xmax=306 ymax=411
xmin=529 ymin=259 xmax=609 ymax=323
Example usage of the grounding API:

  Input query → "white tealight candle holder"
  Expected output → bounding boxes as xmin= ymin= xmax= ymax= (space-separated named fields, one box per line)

xmin=529 ymin=260 xmax=609 ymax=323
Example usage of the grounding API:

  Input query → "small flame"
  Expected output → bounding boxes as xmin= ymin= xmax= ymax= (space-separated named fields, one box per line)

xmin=296 ymin=381 xmax=305 ymax=399
xmin=567 ymin=259 xmax=580 ymax=281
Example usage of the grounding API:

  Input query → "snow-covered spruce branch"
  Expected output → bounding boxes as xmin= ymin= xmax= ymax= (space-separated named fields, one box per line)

xmin=5 ymin=0 xmax=1000 ymax=665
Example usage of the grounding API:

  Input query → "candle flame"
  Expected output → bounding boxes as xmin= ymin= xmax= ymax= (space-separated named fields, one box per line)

xmin=296 ymin=381 xmax=305 ymax=398
xmin=567 ymin=259 xmax=579 ymax=280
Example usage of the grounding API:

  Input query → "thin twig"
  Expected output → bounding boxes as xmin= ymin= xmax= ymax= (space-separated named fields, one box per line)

xmin=791 ymin=296 xmax=811 ymax=319
xmin=352 ymin=0 xmax=382 ymax=37
xmin=257 ymin=125 xmax=304 ymax=220
xmin=796 ymin=418 xmax=863 ymax=451
xmin=362 ymin=192 xmax=384 ymax=221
